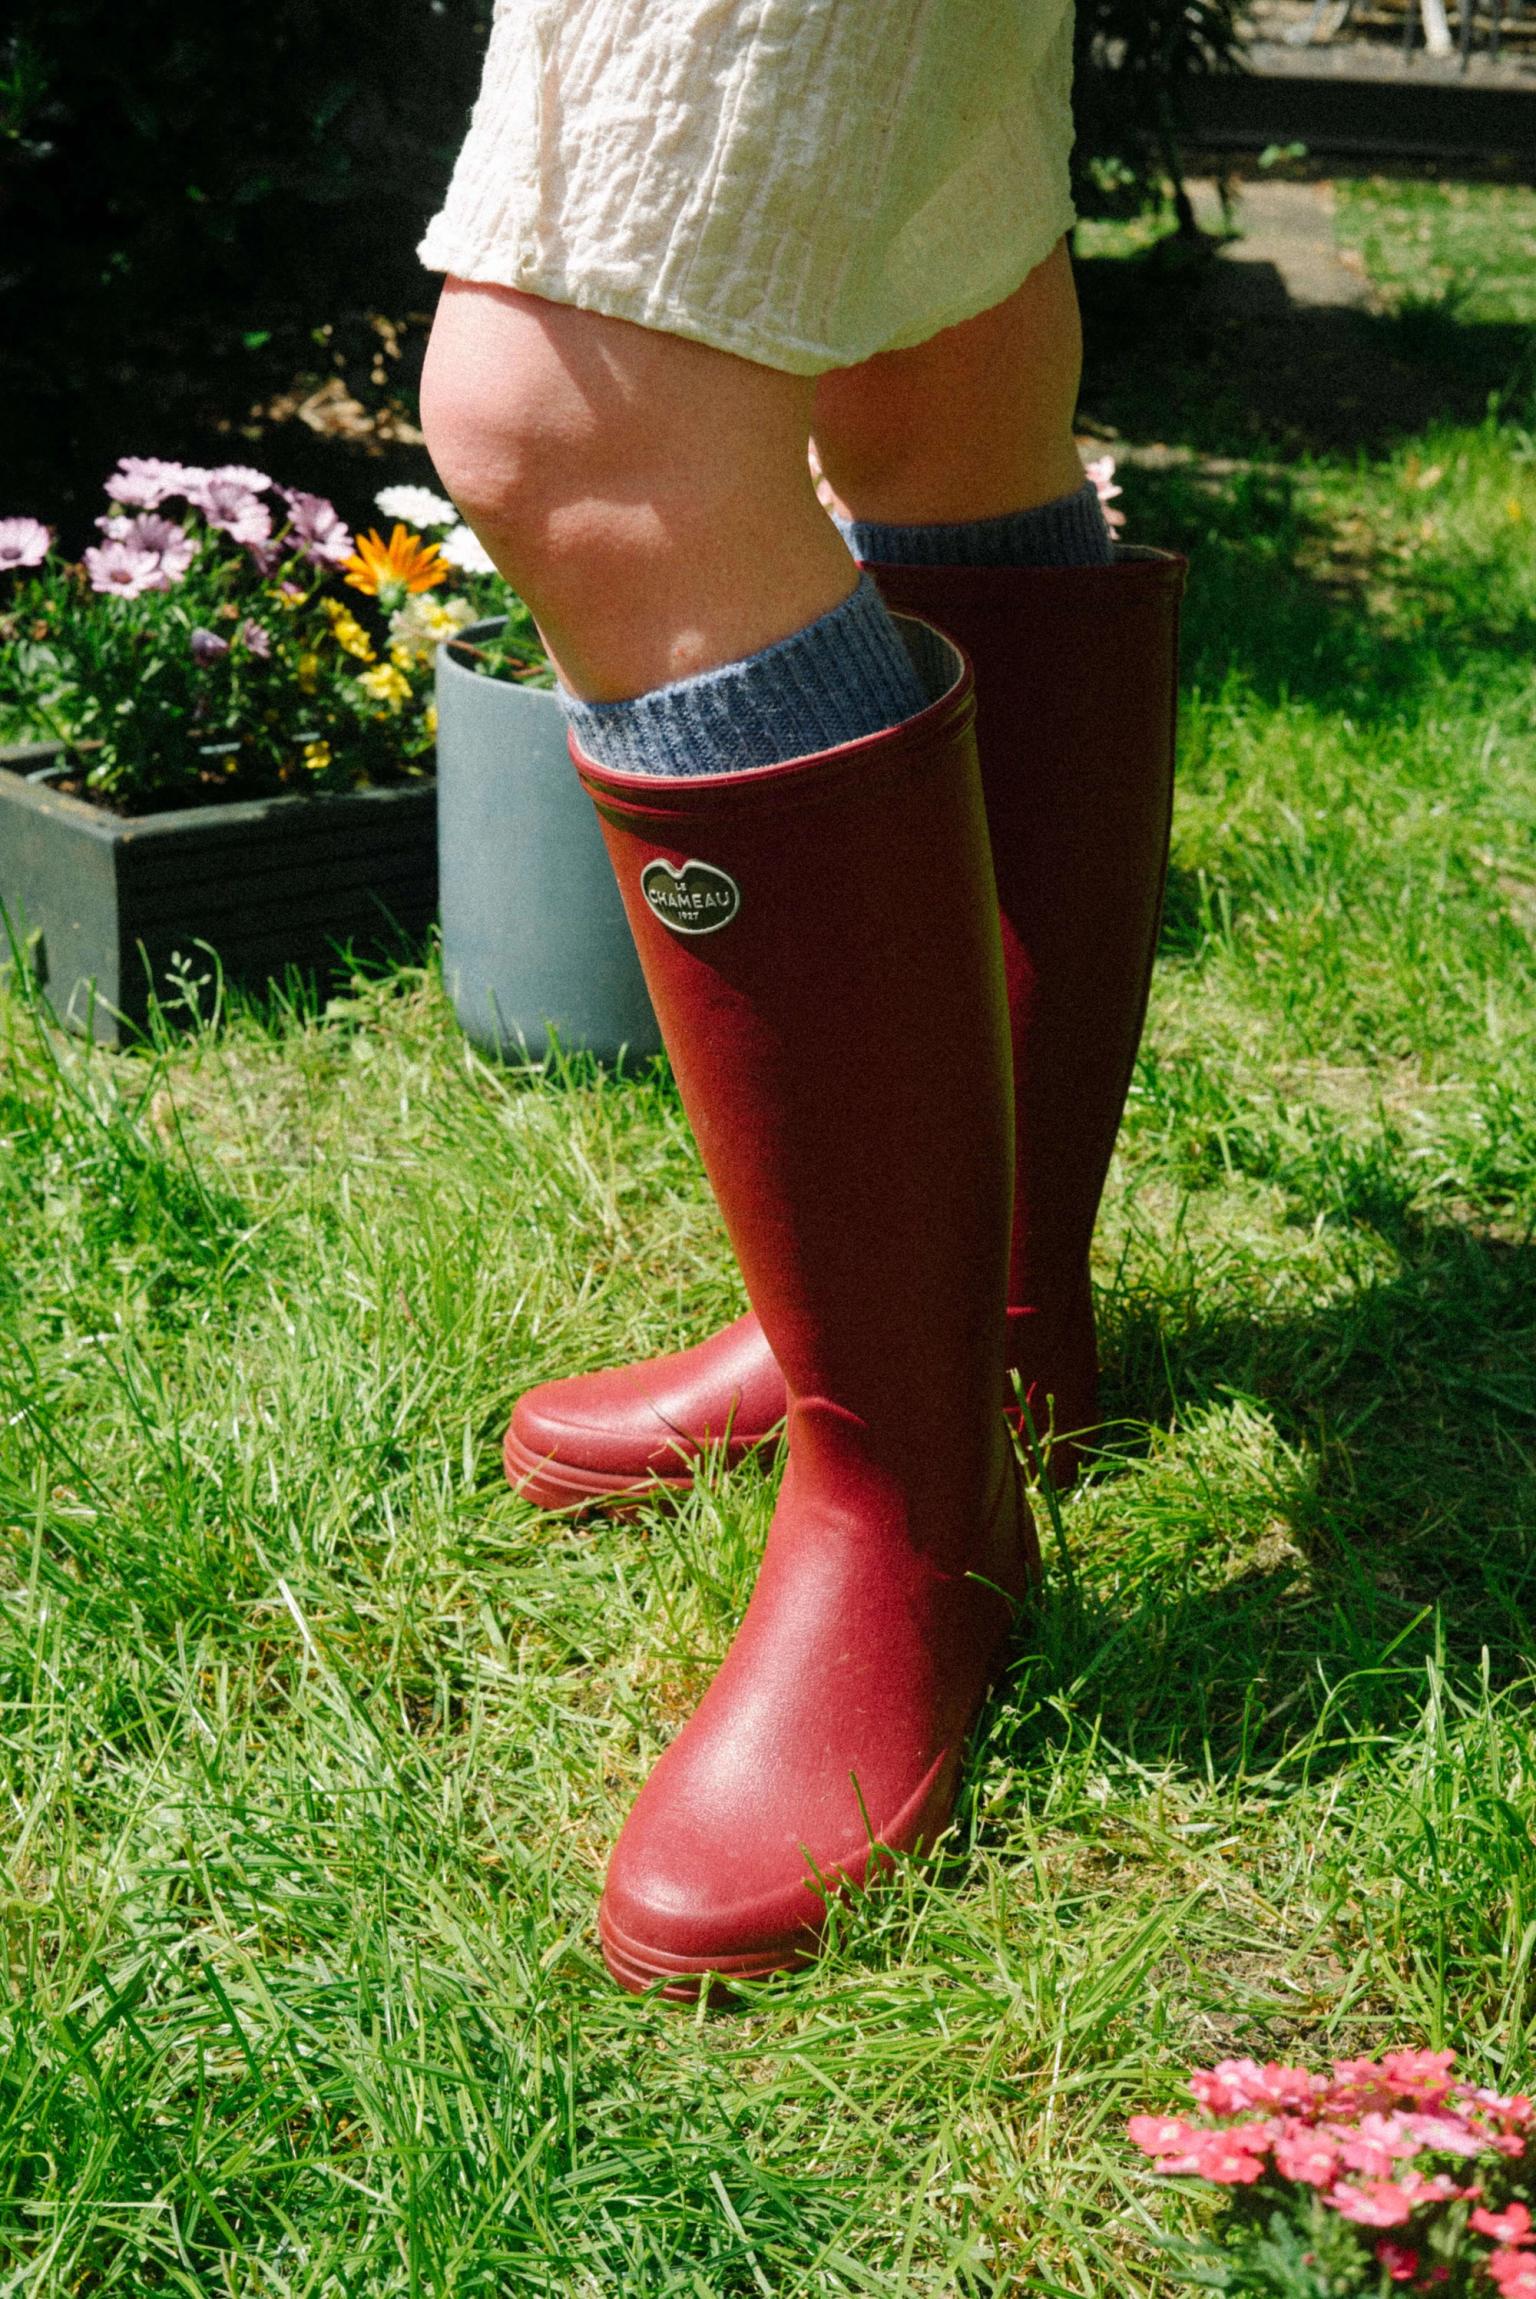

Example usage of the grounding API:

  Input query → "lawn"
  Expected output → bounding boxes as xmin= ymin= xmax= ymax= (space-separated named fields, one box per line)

xmin=1 ymin=181 xmax=1534 ymax=2295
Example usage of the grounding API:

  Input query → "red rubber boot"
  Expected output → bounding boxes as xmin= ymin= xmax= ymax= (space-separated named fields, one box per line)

xmin=503 ymin=547 xmax=1183 ymax=1507
xmin=577 ymin=620 xmax=1038 ymax=1994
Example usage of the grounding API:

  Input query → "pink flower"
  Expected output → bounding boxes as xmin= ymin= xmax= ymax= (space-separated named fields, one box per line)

xmin=1404 ymin=2112 xmax=1496 ymax=2161
xmin=1325 ymin=2179 xmax=1418 ymax=2227
xmin=1490 ymin=2251 xmax=1536 ymax=2299
xmin=1472 ymin=2206 xmax=1535 ymax=2247
xmin=1190 ymin=2060 xmax=1323 ymax=2115
xmin=1273 ymin=2122 xmax=1341 ymax=2188
xmin=1129 ymin=2115 xmax=1203 ymax=2157
xmin=1381 ymin=2052 xmax=1459 ymax=2107
xmin=1158 ymin=2127 xmax=1272 ymax=2185
xmin=1377 ymin=2242 xmax=1421 ymax=2283
xmin=1190 ymin=2061 xmax=1273 ymax=2114
xmin=279 ymin=488 xmax=352 ymax=566
xmin=1397 ymin=2172 xmax=1473 ymax=2207
xmin=104 ymin=456 xmax=202 ymax=509
xmin=0 ymin=516 xmax=52 ymax=571
xmin=83 ymin=540 xmax=167 ymax=599
xmin=189 ymin=627 xmax=230 ymax=663
xmin=1467 ymin=2092 xmax=1535 ymax=2132
xmin=239 ymin=619 xmax=272 ymax=658
xmin=1084 ymin=453 xmax=1126 ymax=532
xmin=1326 ymin=2060 xmax=1413 ymax=2117
xmin=1460 ymin=2092 xmax=1534 ymax=2153
xmin=1334 ymin=2114 xmax=1426 ymax=2177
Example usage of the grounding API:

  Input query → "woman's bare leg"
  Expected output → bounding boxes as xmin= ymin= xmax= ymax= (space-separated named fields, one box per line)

xmin=811 ymin=238 xmax=1085 ymax=526
xmin=420 ymin=280 xmax=856 ymax=701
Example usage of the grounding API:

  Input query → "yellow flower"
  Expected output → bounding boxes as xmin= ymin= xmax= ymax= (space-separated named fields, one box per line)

xmin=423 ymin=703 xmax=438 ymax=739
xmin=321 ymin=605 xmax=376 ymax=662
xmin=296 ymin=650 xmax=320 ymax=694
xmin=342 ymin=524 xmax=446 ymax=602
xmin=357 ymin=661 xmax=412 ymax=713
xmin=302 ymin=740 xmax=333 ymax=773
xmin=389 ymin=644 xmax=417 ymax=673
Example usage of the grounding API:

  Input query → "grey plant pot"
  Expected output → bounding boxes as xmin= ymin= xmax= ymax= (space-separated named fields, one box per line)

xmin=0 ymin=742 xmax=436 ymax=1044
xmin=435 ymin=621 xmax=660 ymax=1065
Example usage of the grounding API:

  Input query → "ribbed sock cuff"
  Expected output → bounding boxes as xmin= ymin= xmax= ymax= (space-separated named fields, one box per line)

xmin=841 ymin=477 xmax=1113 ymax=570
xmin=562 ymin=573 xmax=929 ymax=778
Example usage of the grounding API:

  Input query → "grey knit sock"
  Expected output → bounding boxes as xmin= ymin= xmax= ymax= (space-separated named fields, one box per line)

xmin=841 ymin=477 xmax=1113 ymax=569
xmin=562 ymin=573 xmax=928 ymax=779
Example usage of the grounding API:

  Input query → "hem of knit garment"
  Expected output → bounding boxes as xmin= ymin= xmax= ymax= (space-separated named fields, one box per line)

xmin=560 ymin=574 xmax=931 ymax=778
xmin=842 ymin=479 xmax=1113 ymax=570
xmin=416 ymin=203 xmax=1077 ymax=378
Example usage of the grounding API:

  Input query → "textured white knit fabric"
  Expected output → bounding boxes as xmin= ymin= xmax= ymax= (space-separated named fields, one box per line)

xmin=419 ymin=0 xmax=1078 ymax=375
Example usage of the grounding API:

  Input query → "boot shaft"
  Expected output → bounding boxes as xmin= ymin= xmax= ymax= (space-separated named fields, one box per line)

xmin=571 ymin=620 xmax=1017 ymax=1543
xmin=868 ymin=549 xmax=1185 ymax=1312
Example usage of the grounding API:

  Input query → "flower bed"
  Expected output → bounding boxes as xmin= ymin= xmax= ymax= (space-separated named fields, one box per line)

xmin=1130 ymin=2051 xmax=1534 ymax=2298
xmin=0 ymin=464 xmax=558 ymax=1036
xmin=0 ymin=463 xmax=547 ymax=813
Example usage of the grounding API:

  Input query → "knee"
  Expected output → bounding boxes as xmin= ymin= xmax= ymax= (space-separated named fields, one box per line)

xmin=420 ymin=280 xmax=610 ymax=597
xmin=810 ymin=380 xmax=930 ymax=509
xmin=812 ymin=240 xmax=1085 ymax=521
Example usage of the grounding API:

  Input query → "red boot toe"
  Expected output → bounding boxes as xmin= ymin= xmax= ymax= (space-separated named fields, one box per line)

xmin=598 ymin=1412 xmax=1036 ymax=1996
xmin=504 ymin=1312 xmax=787 ymax=1508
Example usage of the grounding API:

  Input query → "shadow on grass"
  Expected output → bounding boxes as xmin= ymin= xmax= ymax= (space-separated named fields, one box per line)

xmin=1077 ymin=235 xmax=1535 ymax=462
xmin=1125 ymin=456 xmax=1536 ymax=726
xmin=1026 ymin=1214 xmax=1536 ymax=1779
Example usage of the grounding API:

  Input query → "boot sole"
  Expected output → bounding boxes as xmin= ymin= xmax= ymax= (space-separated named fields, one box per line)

xmin=598 ymin=1901 xmax=815 ymax=1999
xmin=502 ymin=1422 xmax=704 ymax=1513
xmin=502 ymin=1421 xmax=780 ymax=1514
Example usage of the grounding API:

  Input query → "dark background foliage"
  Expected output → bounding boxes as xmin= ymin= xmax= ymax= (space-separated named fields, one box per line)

xmin=1073 ymin=0 xmax=1248 ymax=227
xmin=1 ymin=0 xmax=1243 ymax=531
xmin=1 ymin=0 xmax=493 ymax=346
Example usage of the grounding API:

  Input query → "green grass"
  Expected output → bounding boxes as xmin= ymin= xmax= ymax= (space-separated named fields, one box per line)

xmin=1 ymin=181 xmax=1535 ymax=2295
xmin=1334 ymin=179 xmax=1536 ymax=328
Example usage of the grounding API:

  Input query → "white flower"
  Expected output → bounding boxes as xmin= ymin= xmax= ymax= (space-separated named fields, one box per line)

xmin=439 ymin=522 xmax=497 ymax=575
xmin=388 ymin=592 xmax=478 ymax=664
xmin=374 ymin=484 xmax=457 ymax=529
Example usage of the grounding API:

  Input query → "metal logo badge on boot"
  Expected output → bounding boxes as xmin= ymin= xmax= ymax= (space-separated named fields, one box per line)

xmin=640 ymin=858 xmax=741 ymax=936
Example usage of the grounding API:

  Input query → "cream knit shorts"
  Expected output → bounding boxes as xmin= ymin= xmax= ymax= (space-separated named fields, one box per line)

xmin=418 ymin=0 xmax=1078 ymax=376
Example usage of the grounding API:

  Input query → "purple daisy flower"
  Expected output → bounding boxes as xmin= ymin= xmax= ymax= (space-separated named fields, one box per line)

xmin=279 ymin=488 xmax=353 ymax=567
xmin=239 ymin=619 xmax=273 ymax=659
xmin=0 ymin=516 xmax=52 ymax=572
xmin=190 ymin=627 xmax=231 ymax=663
xmin=187 ymin=473 xmax=273 ymax=545
xmin=105 ymin=457 xmax=202 ymax=510
xmin=84 ymin=540 xmax=168 ymax=599
xmin=117 ymin=513 xmax=198 ymax=582
xmin=209 ymin=463 xmax=273 ymax=495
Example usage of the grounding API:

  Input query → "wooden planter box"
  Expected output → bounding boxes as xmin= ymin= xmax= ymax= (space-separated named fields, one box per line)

xmin=0 ymin=742 xmax=437 ymax=1042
